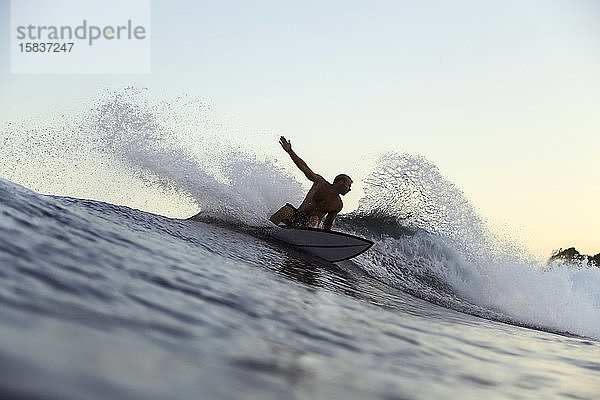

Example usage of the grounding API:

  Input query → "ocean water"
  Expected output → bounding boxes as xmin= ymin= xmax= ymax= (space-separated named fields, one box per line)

xmin=1 ymin=91 xmax=600 ymax=399
xmin=2 ymin=178 xmax=600 ymax=400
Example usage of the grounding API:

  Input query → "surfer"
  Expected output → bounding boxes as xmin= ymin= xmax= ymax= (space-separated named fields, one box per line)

xmin=269 ymin=136 xmax=352 ymax=230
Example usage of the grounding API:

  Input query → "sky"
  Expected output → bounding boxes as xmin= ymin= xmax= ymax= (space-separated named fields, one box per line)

xmin=1 ymin=0 xmax=599 ymax=257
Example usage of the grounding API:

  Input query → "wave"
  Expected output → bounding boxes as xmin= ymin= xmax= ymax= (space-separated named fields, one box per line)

xmin=2 ymin=88 xmax=304 ymax=226
xmin=338 ymin=153 xmax=600 ymax=339
xmin=3 ymin=88 xmax=599 ymax=339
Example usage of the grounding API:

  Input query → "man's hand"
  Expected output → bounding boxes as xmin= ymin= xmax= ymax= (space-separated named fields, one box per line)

xmin=279 ymin=136 xmax=292 ymax=153
xmin=279 ymin=135 xmax=320 ymax=182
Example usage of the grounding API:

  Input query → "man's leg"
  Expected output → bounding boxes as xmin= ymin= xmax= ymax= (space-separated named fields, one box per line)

xmin=269 ymin=204 xmax=294 ymax=225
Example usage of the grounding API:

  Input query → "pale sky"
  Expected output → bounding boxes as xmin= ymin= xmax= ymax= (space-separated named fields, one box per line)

xmin=1 ymin=0 xmax=599 ymax=257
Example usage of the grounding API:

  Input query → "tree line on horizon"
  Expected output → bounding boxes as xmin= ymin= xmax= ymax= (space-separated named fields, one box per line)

xmin=549 ymin=247 xmax=600 ymax=267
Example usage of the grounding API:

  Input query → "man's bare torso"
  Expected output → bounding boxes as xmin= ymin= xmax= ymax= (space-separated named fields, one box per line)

xmin=297 ymin=177 xmax=342 ymax=224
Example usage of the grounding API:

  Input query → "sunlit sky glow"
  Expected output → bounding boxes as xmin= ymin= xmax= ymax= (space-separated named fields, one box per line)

xmin=1 ymin=0 xmax=598 ymax=257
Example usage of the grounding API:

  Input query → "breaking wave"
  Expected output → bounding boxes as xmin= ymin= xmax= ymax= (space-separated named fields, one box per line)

xmin=2 ymin=88 xmax=599 ymax=339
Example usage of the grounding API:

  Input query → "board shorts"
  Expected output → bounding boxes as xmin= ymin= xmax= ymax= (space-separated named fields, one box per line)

xmin=281 ymin=203 xmax=310 ymax=228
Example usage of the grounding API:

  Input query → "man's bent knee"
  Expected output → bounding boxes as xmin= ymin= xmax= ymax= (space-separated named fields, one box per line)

xmin=269 ymin=204 xmax=294 ymax=225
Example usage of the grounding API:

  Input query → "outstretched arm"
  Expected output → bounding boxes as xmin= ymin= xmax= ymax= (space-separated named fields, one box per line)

xmin=279 ymin=136 xmax=320 ymax=182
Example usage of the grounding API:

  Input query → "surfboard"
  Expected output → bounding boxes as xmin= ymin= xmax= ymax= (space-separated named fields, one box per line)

xmin=267 ymin=226 xmax=374 ymax=262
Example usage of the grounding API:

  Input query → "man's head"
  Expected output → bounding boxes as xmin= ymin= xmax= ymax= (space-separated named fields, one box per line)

xmin=333 ymin=174 xmax=352 ymax=195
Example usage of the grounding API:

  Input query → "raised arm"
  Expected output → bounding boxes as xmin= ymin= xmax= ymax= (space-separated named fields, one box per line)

xmin=279 ymin=136 xmax=320 ymax=182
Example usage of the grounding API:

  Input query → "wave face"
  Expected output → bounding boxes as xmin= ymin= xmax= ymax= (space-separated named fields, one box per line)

xmin=3 ymin=177 xmax=600 ymax=400
xmin=2 ymin=88 xmax=599 ymax=340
